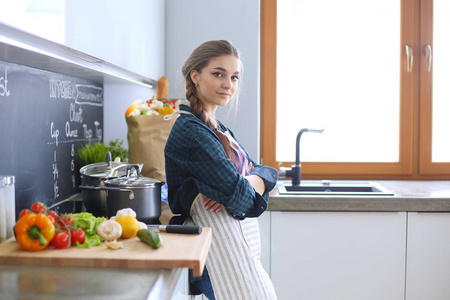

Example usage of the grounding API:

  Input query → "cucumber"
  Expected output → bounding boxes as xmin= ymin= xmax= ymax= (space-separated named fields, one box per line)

xmin=137 ymin=229 xmax=163 ymax=249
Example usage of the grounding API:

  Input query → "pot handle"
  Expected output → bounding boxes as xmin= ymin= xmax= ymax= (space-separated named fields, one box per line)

xmin=78 ymin=185 xmax=135 ymax=200
xmin=126 ymin=164 xmax=141 ymax=178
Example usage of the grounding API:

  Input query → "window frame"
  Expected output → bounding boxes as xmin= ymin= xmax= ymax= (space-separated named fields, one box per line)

xmin=261 ymin=0 xmax=450 ymax=180
xmin=418 ymin=0 xmax=450 ymax=175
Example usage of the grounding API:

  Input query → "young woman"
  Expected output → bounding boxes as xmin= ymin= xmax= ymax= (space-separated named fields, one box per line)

xmin=165 ymin=40 xmax=278 ymax=300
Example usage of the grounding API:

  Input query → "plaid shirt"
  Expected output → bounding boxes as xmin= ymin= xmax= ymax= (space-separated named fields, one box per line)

xmin=164 ymin=105 xmax=278 ymax=220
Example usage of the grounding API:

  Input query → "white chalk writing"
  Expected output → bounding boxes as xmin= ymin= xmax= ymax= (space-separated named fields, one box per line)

xmin=71 ymin=145 xmax=75 ymax=187
xmin=49 ymin=79 xmax=76 ymax=99
xmin=75 ymin=84 xmax=103 ymax=106
xmin=82 ymin=124 xmax=93 ymax=140
xmin=94 ymin=121 xmax=102 ymax=139
xmin=65 ymin=121 xmax=78 ymax=138
xmin=0 ymin=68 xmax=10 ymax=97
xmin=69 ymin=103 xmax=83 ymax=123
xmin=53 ymin=151 xmax=59 ymax=200
xmin=50 ymin=122 xmax=60 ymax=147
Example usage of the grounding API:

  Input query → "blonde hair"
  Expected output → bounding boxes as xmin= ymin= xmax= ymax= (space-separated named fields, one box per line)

xmin=182 ymin=40 xmax=242 ymax=129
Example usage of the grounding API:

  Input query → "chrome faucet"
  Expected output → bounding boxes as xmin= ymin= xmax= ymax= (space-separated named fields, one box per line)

xmin=279 ymin=128 xmax=324 ymax=185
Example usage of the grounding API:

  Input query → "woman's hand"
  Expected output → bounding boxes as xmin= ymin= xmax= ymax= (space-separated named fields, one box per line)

xmin=203 ymin=197 xmax=224 ymax=212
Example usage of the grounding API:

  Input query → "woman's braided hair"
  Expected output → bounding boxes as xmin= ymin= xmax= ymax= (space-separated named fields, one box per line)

xmin=182 ymin=40 xmax=241 ymax=130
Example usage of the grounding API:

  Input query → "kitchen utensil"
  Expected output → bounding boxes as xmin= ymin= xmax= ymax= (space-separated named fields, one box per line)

xmin=103 ymin=165 xmax=164 ymax=224
xmin=79 ymin=153 xmax=139 ymax=217
xmin=147 ymin=225 xmax=202 ymax=234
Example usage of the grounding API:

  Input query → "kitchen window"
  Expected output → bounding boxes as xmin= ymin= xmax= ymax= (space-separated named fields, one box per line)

xmin=261 ymin=0 xmax=450 ymax=179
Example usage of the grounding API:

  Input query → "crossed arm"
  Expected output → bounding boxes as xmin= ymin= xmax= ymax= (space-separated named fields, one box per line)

xmin=203 ymin=163 xmax=266 ymax=212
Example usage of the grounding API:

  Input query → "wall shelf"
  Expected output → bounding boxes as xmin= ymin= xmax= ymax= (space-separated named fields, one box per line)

xmin=0 ymin=22 xmax=156 ymax=88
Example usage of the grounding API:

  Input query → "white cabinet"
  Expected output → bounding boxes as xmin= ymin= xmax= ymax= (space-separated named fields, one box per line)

xmin=258 ymin=211 xmax=272 ymax=275
xmin=270 ymin=211 xmax=407 ymax=300
xmin=170 ymin=268 xmax=189 ymax=300
xmin=405 ymin=212 xmax=450 ymax=300
xmin=170 ymin=268 xmax=207 ymax=300
xmin=65 ymin=0 xmax=164 ymax=79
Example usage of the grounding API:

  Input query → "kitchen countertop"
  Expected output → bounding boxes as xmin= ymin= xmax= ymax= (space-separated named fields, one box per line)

xmin=268 ymin=180 xmax=450 ymax=212
xmin=0 ymin=202 xmax=205 ymax=300
xmin=4 ymin=180 xmax=448 ymax=298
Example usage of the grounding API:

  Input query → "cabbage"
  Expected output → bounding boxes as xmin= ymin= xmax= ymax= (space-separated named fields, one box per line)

xmin=70 ymin=212 xmax=106 ymax=248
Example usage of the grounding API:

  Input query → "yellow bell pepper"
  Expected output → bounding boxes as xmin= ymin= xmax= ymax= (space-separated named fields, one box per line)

xmin=157 ymin=106 xmax=175 ymax=115
xmin=15 ymin=213 xmax=55 ymax=251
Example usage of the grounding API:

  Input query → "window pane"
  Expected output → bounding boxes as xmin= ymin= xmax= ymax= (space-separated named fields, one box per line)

xmin=431 ymin=0 xmax=450 ymax=162
xmin=276 ymin=0 xmax=400 ymax=163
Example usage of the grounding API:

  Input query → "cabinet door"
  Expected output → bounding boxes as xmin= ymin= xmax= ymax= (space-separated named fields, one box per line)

xmin=258 ymin=211 xmax=271 ymax=275
xmin=171 ymin=268 xmax=190 ymax=300
xmin=406 ymin=212 xmax=450 ymax=300
xmin=271 ymin=212 xmax=406 ymax=300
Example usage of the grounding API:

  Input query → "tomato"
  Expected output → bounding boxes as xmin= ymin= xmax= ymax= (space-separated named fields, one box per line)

xmin=18 ymin=209 xmax=32 ymax=219
xmin=51 ymin=232 xmax=70 ymax=249
xmin=47 ymin=215 xmax=55 ymax=225
xmin=163 ymin=100 xmax=176 ymax=109
xmin=70 ymin=228 xmax=86 ymax=245
xmin=30 ymin=202 xmax=46 ymax=213
xmin=47 ymin=210 xmax=58 ymax=218
xmin=64 ymin=214 xmax=73 ymax=225
xmin=55 ymin=214 xmax=73 ymax=228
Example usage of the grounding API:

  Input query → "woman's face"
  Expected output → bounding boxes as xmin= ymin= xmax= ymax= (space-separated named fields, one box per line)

xmin=190 ymin=55 xmax=240 ymax=114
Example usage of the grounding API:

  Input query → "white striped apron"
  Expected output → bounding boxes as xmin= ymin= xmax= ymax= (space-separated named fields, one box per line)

xmin=189 ymin=193 xmax=277 ymax=300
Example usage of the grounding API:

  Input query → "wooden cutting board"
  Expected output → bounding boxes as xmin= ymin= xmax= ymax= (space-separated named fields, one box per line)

xmin=0 ymin=227 xmax=211 ymax=277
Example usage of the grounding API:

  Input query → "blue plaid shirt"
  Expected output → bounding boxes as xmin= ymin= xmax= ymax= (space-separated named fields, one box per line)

xmin=164 ymin=105 xmax=278 ymax=220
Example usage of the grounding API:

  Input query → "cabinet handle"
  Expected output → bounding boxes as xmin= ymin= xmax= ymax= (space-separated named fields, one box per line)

xmin=425 ymin=45 xmax=432 ymax=72
xmin=405 ymin=45 xmax=413 ymax=72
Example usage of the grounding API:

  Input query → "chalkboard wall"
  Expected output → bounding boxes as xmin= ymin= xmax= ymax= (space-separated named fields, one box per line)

xmin=0 ymin=60 xmax=103 ymax=216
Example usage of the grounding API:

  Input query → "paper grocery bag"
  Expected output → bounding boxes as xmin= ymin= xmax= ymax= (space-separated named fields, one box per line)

xmin=126 ymin=114 xmax=178 ymax=182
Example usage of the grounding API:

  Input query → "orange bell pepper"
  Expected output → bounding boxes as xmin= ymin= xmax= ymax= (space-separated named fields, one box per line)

xmin=15 ymin=213 xmax=55 ymax=251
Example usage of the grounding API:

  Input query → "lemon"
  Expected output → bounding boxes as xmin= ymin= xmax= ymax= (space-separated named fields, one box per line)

xmin=116 ymin=215 xmax=140 ymax=239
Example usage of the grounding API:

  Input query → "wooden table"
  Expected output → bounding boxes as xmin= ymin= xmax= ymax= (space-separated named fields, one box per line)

xmin=0 ymin=228 xmax=211 ymax=277
xmin=0 ymin=227 xmax=211 ymax=299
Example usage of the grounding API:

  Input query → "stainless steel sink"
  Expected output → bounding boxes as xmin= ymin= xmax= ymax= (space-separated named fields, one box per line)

xmin=277 ymin=181 xmax=394 ymax=196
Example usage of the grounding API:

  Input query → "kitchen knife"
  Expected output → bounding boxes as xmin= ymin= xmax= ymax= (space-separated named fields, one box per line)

xmin=147 ymin=225 xmax=202 ymax=235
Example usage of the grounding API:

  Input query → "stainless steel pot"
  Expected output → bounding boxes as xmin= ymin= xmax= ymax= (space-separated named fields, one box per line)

xmin=79 ymin=160 xmax=137 ymax=217
xmin=80 ymin=165 xmax=164 ymax=224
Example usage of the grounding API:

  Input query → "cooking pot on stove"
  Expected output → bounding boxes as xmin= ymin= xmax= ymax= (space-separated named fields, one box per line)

xmin=79 ymin=165 xmax=163 ymax=223
xmin=78 ymin=156 xmax=138 ymax=217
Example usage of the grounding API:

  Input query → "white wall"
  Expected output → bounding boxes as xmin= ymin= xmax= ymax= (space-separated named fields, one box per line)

xmin=165 ymin=0 xmax=261 ymax=160
xmin=64 ymin=0 xmax=261 ymax=159
xmin=102 ymin=83 xmax=154 ymax=146
xmin=64 ymin=0 xmax=165 ymax=146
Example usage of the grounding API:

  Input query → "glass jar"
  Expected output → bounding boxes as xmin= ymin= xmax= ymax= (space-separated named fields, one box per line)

xmin=0 ymin=176 xmax=15 ymax=242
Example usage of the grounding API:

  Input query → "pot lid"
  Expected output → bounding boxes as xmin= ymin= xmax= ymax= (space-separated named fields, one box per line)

xmin=105 ymin=175 xmax=163 ymax=188
xmin=79 ymin=162 xmax=136 ymax=179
